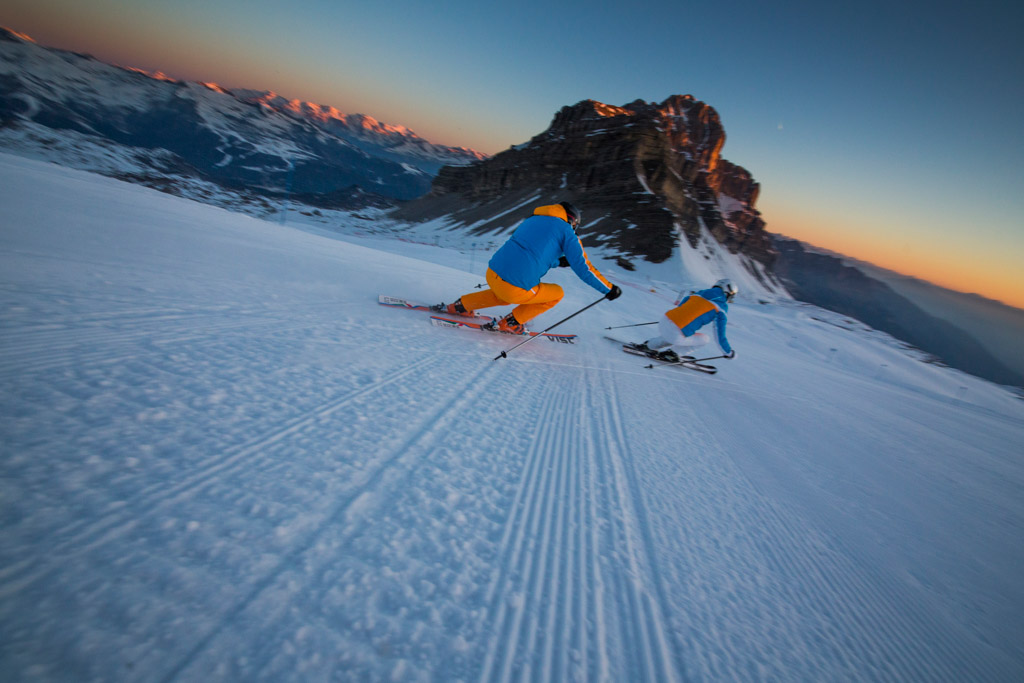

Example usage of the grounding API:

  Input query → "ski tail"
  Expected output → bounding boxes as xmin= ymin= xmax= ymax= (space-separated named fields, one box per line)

xmin=378 ymin=294 xmax=434 ymax=311
xmin=378 ymin=295 xmax=492 ymax=322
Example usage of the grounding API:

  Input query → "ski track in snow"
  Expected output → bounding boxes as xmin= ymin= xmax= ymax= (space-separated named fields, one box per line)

xmin=475 ymin=363 xmax=681 ymax=683
xmin=3 ymin=154 xmax=1024 ymax=682
xmin=1 ymin=349 xmax=444 ymax=594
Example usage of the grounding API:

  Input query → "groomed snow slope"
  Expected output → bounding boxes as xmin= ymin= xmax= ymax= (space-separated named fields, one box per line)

xmin=2 ymin=154 xmax=1023 ymax=682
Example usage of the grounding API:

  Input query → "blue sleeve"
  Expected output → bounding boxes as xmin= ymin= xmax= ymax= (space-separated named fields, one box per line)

xmin=560 ymin=226 xmax=613 ymax=294
xmin=714 ymin=311 xmax=732 ymax=354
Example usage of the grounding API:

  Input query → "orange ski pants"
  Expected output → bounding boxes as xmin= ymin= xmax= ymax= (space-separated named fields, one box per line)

xmin=459 ymin=268 xmax=563 ymax=324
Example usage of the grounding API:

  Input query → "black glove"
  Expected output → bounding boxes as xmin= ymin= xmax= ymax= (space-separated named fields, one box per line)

xmin=605 ymin=285 xmax=622 ymax=301
xmin=558 ymin=256 xmax=570 ymax=268
xmin=725 ymin=350 xmax=736 ymax=359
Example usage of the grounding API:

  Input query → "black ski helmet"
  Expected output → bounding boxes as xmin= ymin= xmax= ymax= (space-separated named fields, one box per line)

xmin=559 ymin=201 xmax=581 ymax=231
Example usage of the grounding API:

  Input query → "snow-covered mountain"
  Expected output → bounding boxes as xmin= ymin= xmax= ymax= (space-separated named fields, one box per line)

xmin=869 ymin=268 xmax=1024 ymax=379
xmin=3 ymin=153 xmax=1023 ymax=681
xmin=0 ymin=27 xmax=485 ymax=206
xmin=773 ymin=236 xmax=1024 ymax=387
xmin=232 ymin=90 xmax=486 ymax=173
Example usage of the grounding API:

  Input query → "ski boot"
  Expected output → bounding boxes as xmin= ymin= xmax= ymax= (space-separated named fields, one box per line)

xmin=485 ymin=312 xmax=526 ymax=335
xmin=633 ymin=341 xmax=665 ymax=358
xmin=434 ymin=298 xmax=475 ymax=317
xmin=657 ymin=350 xmax=697 ymax=363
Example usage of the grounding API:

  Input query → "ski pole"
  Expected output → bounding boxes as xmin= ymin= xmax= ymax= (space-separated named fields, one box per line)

xmin=604 ymin=321 xmax=658 ymax=330
xmin=494 ymin=295 xmax=607 ymax=360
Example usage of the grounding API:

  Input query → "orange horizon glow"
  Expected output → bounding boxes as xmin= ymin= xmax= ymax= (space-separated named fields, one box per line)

xmin=769 ymin=212 xmax=1024 ymax=311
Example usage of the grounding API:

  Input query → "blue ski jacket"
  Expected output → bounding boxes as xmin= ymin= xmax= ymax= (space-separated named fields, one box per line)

xmin=488 ymin=206 xmax=612 ymax=295
xmin=670 ymin=287 xmax=732 ymax=354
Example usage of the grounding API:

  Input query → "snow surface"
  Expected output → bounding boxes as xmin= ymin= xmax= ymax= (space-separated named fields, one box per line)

xmin=2 ymin=153 xmax=1024 ymax=682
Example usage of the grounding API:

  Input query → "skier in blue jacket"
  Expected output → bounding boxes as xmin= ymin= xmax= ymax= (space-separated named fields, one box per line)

xmin=639 ymin=279 xmax=737 ymax=361
xmin=441 ymin=202 xmax=622 ymax=334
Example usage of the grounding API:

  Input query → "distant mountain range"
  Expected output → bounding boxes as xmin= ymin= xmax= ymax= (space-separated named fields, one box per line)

xmin=2 ymin=25 xmax=1019 ymax=388
xmin=773 ymin=237 xmax=1024 ymax=387
xmin=0 ymin=26 xmax=484 ymax=208
xmin=863 ymin=267 xmax=1024 ymax=381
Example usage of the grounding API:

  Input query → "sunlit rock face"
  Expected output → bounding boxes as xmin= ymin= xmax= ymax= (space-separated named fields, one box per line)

xmin=396 ymin=95 xmax=775 ymax=267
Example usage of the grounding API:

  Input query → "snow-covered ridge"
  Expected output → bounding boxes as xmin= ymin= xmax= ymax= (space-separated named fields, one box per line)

xmin=2 ymin=27 xmax=35 ymax=43
xmin=235 ymin=89 xmax=487 ymax=166
xmin=0 ymin=26 xmax=485 ymax=203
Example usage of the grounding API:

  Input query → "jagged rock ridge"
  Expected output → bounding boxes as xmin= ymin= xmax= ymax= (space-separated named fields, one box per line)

xmin=394 ymin=95 xmax=774 ymax=267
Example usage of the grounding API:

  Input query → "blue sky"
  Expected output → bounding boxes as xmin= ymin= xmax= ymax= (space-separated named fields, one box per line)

xmin=4 ymin=0 xmax=1023 ymax=305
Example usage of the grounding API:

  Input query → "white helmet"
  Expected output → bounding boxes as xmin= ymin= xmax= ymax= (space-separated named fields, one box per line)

xmin=713 ymin=278 xmax=738 ymax=302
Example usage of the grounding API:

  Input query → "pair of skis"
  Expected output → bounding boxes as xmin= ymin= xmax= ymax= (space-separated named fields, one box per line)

xmin=380 ymin=295 xmax=718 ymax=373
xmin=613 ymin=338 xmax=719 ymax=374
xmin=378 ymin=295 xmax=576 ymax=343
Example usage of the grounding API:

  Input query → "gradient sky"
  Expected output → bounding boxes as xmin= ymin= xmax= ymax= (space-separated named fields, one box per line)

xmin=5 ymin=0 xmax=1023 ymax=307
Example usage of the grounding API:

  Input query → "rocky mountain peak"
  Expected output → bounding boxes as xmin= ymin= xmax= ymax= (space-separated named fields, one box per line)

xmin=393 ymin=95 xmax=774 ymax=268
